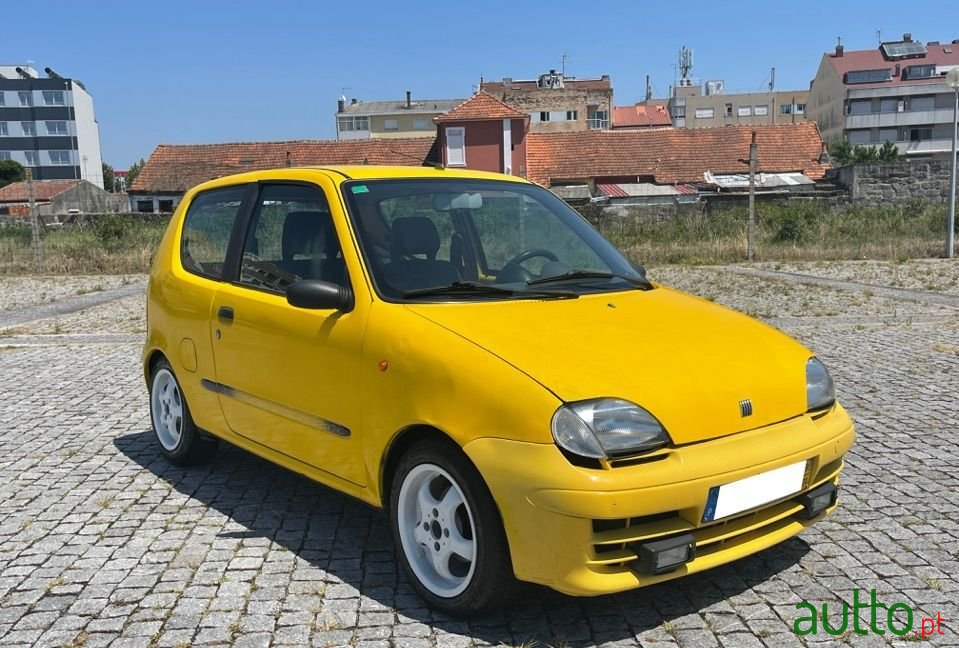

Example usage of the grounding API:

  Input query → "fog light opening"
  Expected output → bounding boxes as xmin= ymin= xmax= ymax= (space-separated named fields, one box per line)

xmin=796 ymin=483 xmax=837 ymax=519
xmin=631 ymin=533 xmax=696 ymax=575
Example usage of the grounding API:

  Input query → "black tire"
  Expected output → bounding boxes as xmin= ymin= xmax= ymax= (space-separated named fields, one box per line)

xmin=148 ymin=358 xmax=218 ymax=466
xmin=389 ymin=438 xmax=516 ymax=615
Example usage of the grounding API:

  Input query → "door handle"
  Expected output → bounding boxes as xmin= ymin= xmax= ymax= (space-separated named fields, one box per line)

xmin=217 ymin=306 xmax=234 ymax=322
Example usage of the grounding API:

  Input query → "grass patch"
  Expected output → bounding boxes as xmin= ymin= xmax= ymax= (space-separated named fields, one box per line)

xmin=0 ymin=215 xmax=168 ymax=275
xmin=596 ymin=200 xmax=951 ymax=265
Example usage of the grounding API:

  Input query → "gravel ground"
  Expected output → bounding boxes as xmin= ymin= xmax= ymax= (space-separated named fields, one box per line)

xmin=0 ymin=275 xmax=146 ymax=311
xmin=1 ymin=264 xmax=958 ymax=648
xmin=745 ymin=259 xmax=959 ymax=295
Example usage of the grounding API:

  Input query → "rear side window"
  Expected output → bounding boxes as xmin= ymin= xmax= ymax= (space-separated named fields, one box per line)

xmin=180 ymin=186 xmax=248 ymax=280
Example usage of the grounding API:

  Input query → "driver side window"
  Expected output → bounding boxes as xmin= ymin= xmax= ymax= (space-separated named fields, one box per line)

xmin=239 ymin=184 xmax=348 ymax=294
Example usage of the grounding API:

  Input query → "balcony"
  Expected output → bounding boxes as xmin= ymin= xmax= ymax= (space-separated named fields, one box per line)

xmin=587 ymin=118 xmax=609 ymax=130
xmin=845 ymin=109 xmax=954 ymax=129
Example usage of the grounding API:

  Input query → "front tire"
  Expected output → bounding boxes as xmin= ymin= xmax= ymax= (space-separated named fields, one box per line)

xmin=149 ymin=359 xmax=218 ymax=465
xmin=390 ymin=439 xmax=515 ymax=615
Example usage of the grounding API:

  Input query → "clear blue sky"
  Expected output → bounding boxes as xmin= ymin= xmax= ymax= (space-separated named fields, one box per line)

xmin=4 ymin=0 xmax=956 ymax=168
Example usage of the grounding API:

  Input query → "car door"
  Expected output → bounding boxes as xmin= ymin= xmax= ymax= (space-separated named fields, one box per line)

xmin=208 ymin=180 xmax=369 ymax=486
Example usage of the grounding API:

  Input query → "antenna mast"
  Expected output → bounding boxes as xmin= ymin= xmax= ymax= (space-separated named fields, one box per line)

xmin=561 ymin=52 xmax=569 ymax=76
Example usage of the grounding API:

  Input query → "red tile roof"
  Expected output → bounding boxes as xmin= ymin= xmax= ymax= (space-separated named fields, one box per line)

xmin=612 ymin=103 xmax=672 ymax=128
xmin=434 ymin=92 xmax=528 ymax=122
xmin=0 ymin=179 xmax=82 ymax=202
xmin=526 ymin=123 xmax=827 ymax=186
xmin=130 ymin=138 xmax=439 ymax=193
xmin=824 ymin=42 xmax=959 ymax=88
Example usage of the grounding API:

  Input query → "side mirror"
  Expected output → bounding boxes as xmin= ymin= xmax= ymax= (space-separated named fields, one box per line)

xmin=286 ymin=280 xmax=354 ymax=312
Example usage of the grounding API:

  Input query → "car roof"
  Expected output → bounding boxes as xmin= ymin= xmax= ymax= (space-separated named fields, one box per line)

xmin=190 ymin=165 xmax=533 ymax=194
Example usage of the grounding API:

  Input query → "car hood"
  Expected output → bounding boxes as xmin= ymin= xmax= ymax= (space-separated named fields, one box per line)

xmin=406 ymin=286 xmax=811 ymax=445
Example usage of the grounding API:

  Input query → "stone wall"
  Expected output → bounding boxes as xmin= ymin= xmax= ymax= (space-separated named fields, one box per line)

xmin=832 ymin=160 xmax=954 ymax=204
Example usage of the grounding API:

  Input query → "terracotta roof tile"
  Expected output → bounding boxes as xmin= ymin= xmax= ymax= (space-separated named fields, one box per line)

xmin=130 ymin=138 xmax=439 ymax=193
xmin=434 ymin=92 xmax=528 ymax=122
xmin=825 ymin=42 xmax=959 ymax=83
xmin=526 ymin=123 xmax=827 ymax=186
xmin=612 ymin=103 xmax=672 ymax=128
xmin=0 ymin=180 xmax=82 ymax=202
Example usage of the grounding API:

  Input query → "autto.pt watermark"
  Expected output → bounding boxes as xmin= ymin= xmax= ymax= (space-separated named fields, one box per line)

xmin=794 ymin=588 xmax=946 ymax=639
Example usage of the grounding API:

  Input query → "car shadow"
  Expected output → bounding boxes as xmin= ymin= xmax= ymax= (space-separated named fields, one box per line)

xmin=113 ymin=430 xmax=811 ymax=646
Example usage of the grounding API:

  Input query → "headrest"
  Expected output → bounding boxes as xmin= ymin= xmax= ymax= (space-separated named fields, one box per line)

xmin=390 ymin=216 xmax=440 ymax=261
xmin=282 ymin=211 xmax=330 ymax=260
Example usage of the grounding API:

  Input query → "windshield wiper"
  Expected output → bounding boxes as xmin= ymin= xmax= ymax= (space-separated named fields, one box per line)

xmin=403 ymin=281 xmax=577 ymax=300
xmin=527 ymin=270 xmax=653 ymax=290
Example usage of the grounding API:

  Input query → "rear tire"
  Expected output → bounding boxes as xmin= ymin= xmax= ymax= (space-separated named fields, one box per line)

xmin=390 ymin=439 xmax=515 ymax=615
xmin=149 ymin=359 xmax=218 ymax=465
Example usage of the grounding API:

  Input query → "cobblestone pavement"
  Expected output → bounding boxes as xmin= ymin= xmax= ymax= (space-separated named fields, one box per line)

xmin=1 ymin=264 xmax=957 ymax=648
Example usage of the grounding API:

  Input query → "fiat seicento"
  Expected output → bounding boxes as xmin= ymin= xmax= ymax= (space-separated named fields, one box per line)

xmin=143 ymin=166 xmax=854 ymax=614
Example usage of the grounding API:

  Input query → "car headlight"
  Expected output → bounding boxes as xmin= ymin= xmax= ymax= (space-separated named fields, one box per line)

xmin=551 ymin=398 xmax=670 ymax=460
xmin=806 ymin=357 xmax=836 ymax=411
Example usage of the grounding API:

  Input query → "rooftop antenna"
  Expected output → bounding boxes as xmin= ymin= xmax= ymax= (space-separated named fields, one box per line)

xmin=876 ymin=28 xmax=882 ymax=44
xmin=769 ymin=67 xmax=775 ymax=92
xmin=678 ymin=46 xmax=694 ymax=86
xmin=561 ymin=52 xmax=569 ymax=76
xmin=645 ymin=75 xmax=653 ymax=101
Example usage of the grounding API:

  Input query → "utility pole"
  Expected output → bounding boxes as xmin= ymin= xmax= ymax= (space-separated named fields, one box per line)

xmin=25 ymin=168 xmax=43 ymax=273
xmin=747 ymin=131 xmax=757 ymax=261
xmin=946 ymin=68 xmax=959 ymax=258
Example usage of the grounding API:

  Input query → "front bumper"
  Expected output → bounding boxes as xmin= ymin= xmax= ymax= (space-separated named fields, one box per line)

xmin=464 ymin=404 xmax=855 ymax=596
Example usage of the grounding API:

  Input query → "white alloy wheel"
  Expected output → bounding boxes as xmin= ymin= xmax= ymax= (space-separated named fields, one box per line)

xmin=396 ymin=463 xmax=477 ymax=598
xmin=151 ymin=368 xmax=184 ymax=451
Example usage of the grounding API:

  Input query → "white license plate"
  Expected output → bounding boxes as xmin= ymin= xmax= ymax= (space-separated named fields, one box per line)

xmin=702 ymin=460 xmax=808 ymax=522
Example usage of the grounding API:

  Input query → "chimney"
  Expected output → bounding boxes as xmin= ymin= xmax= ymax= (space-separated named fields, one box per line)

xmin=835 ymin=44 xmax=844 ymax=57
xmin=337 ymin=96 xmax=346 ymax=113
xmin=406 ymin=90 xmax=411 ymax=109
xmin=903 ymin=33 xmax=912 ymax=42
xmin=818 ymin=142 xmax=831 ymax=165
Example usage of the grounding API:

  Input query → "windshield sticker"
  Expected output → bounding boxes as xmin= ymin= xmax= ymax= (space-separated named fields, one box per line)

xmin=351 ymin=185 xmax=369 ymax=194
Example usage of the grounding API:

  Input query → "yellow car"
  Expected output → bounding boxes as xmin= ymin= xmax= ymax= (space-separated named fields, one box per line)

xmin=143 ymin=166 xmax=854 ymax=615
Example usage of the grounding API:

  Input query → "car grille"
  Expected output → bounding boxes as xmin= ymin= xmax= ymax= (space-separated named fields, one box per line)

xmin=586 ymin=457 xmax=844 ymax=572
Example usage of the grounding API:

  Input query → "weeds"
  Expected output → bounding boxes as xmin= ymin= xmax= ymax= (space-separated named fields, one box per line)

xmin=0 ymin=215 xmax=168 ymax=275
xmin=597 ymin=200 xmax=951 ymax=265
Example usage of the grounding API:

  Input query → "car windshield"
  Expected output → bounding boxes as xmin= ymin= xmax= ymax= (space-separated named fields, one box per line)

xmin=342 ymin=178 xmax=648 ymax=301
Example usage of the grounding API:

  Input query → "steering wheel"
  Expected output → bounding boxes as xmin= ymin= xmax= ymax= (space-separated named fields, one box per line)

xmin=497 ymin=248 xmax=559 ymax=284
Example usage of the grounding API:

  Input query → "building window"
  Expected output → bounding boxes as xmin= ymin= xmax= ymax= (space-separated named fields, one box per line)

xmin=754 ymin=105 xmax=768 ymax=116
xmin=0 ymin=152 xmax=10 ymax=161
xmin=46 ymin=121 xmax=68 ymax=135
xmin=908 ymin=96 xmax=935 ymax=112
xmin=22 ymin=122 xmax=37 ymax=137
xmin=539 ymin=111 xmax=550 ymax=122
xmin=694 ymin=108 xmax=714 ymax=119
xmin=737 ymin=106 xmax=752 ymax=117
xmin=136 ymin=200 xmax=154 ymax=213
xmin=42 ymin=91 xmax=65 ymax=106
xmin=413 ymin=118 xmax=429 ymax=130
xmin=795 ymin=103 xmax=805 ymax=115
xmin=337 ymin=116 xmax=370 ymax=132
xmin=24 ymin=151 xmax=39 ymax=166
xmin=879 ymin=98 xmax=899 ymax=113
xmin=49 ymin=151 xmax=72 ymax=165
xmin=725 ymin=103 xmax=733 ymax=117
xmin=18 ymin=92 xmax=33 ymax=107
xmin=780 ymin=104 xmax=793 ymax=116
xmin=902 ymin=64 xmax=935 ymax=80
xmin=0 ymin=122 xmax=7 ymax=136
xmin=587 ymin=110 xmax=608 ymax=129
xmin=0 ymin=92 xmax=5 ymax=106
xmin=383 ymin=119 xmax=399 ymax=131
xmin=847 ymin=130 xmax=871 ymax=145
xmin=910 ymin=127 xmax=932 ymax=142
xmin=445 ymin=127 xmax=465 ymax=166
xmin=566 ymin=110 xmax=578 ymax=121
